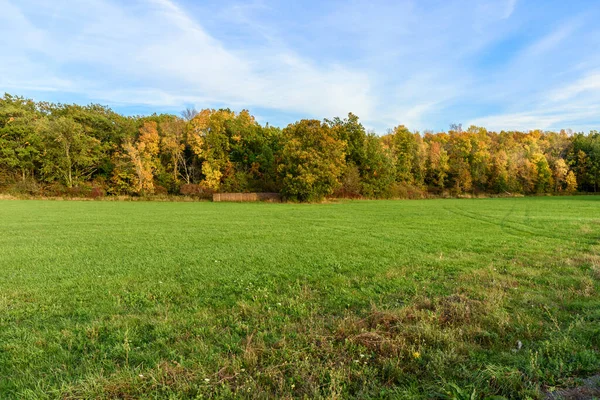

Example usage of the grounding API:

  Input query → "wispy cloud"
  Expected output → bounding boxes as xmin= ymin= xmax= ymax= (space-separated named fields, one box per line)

xmin=526 ymin=21 xmax=579 ymax=57
xmin=468 ymin=104 xmax=600 ymax=132
xmin=550 ymin=71 xmax=600 ymax=102
xmin=1 ymin=0 xmax=600 ymax=132
xmin=503 ymin=0 xmax=518 ymax=19
xmin=0 ymin=0 xmax=374 ymax=121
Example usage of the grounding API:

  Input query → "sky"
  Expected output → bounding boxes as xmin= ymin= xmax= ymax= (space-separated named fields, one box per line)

xmin=1 ymin=0 xmax=600 ymax=133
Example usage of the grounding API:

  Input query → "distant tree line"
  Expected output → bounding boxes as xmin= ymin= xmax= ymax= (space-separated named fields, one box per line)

xmin=1 ymin=94 xmax=599 ymax=201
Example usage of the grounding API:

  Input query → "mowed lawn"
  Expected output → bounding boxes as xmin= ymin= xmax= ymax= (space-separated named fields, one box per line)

xmin=0 ymin=197 xmax=599 ymax=399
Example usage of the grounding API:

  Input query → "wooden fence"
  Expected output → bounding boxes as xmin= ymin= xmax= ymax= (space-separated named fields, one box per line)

xmin=212 ymin=192 xmax=281 ymax=202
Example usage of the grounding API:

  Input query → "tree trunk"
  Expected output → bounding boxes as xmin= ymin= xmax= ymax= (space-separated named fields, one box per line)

xmin=173 ymin=155 xmax=178 ymax=184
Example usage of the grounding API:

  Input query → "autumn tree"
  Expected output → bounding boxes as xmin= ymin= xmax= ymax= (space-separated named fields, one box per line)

xmin=188 ymin=109 xmax=234 ymax=190
xmin=389 ymin=125 xmax=418 ymax=184
xmin=490 ymin=150 xmax=509 ymax=193
xmin=532 ymin=153 xmax=553 ymax=193
xmin=4 ymin=93 xmax=600 ymax=200
xmin=279 ymin=119 xmax=346 ymax=201
xmin=467 ymin=126 xmax=491 ymax=191
xmin=552 ymin=158 xmax=569 ymax=192
xmin=424 ymin=136 xmax=449 ymax=191
xmin=123 ymin=121 xmax=160 ymax=194
xmin=447 ymin=130 xmax=473 ymax=193
xmin=565 ymin=171 xmax=577 ymax=193
xmin=159 ymin=117 xmax=187 ymax=185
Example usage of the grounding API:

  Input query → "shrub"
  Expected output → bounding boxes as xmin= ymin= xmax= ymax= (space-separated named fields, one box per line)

xmin=9 ymin=179 xmax=41 ymax=196
xmin=180 ymin=184 xmax=214 ymax=199
xmin=335 ymin=165 xmax=362 ymax=198
xmin=389 ymin=182 xmax=427 ymax=199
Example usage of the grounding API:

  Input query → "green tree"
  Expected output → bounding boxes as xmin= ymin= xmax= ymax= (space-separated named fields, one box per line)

xmin=38 ymin=116 xmax=105 ymax=188
xmin=389 ymin=125 xmax=417 ymax=184
xmin=360 ymin=133 xmax=395 ymax=197
xmin=533 ymin=153 xmax=553 ymax=193
xmin=447 ymin=130 xmax=473 ymax=193
xmin=0 ymin=94 xmax=41 ymax=182
xmin=279 ymin=119 xmax=346 ymax=201
xmin=326 ymin=113 xmax=367 ymax=168
xmin=228 ymin=120 xmax=282 ymax=192
xmin=467 ymin=126 xmax=491 ymax=191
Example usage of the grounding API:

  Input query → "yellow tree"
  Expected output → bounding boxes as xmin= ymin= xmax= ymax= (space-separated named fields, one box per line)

xmin=467 ymin=126 xmax=491 ymax=191
xmin=565 ymin=170 xmax=578 ymax=193
xmin=389 ymin=125 xmax=417 ymax=184
xmin=188 ymin=109 xmax=234 ymax=190
xmin=490 ymin=150 xmax=509 ymax=193
xmin=426 ymin=139 xmax=449 ymax=190
xmin=517 ymin=157 xmax=537 ymax=193
xmin=552 ymin=158 xmax=569 ymax=192
xmin=123 ymin=121 xmax=160 ymax=194
xmin=159 ymin=118 xmax=187 ymax=184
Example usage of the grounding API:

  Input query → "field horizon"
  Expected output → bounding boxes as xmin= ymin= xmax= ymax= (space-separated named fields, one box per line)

xmin=1 ymin=196 xmax=599 ymax=399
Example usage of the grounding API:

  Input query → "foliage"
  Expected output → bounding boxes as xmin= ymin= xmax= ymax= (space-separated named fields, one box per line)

xmin=360 ymin=133 xmax=396 ymax=197
xmin=2 ymin=93 xmax=600 ymax=199
xmin=122 ymin=121 xmax=161 ymax=195
xmin=279 ymin=119 xmax=346 ymax=201
xmin=38 ymin=116 xmax=105 ymax=188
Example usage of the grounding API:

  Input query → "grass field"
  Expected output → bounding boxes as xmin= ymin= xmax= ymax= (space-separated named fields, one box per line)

xmin=0 ymin=197 xmax=599 ymax=399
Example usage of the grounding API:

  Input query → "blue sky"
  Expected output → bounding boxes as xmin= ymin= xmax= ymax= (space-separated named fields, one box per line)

xmin=1 ymin=0 xmax=600 ymax=133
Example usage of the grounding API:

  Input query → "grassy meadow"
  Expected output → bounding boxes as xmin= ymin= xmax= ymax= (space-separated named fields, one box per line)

xmin=0 ymin=197 xmax=599 ymax=399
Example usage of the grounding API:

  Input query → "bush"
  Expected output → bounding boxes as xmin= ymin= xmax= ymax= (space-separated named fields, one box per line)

xmin=0 ymin=171 xmax=16 ymax=191
xmin=154 ymin=185 xmax=169 ymax=196
xmin=39 ymin=182 xmax=108 ymax=199
xmin=180 ymin=184 xmax=214 ymax=199
xmin=335 ymin=165 xmax=362 ymax=198
xmin=90 ymin=185 xmax=106 ymax=199
xmin=389 ymin=182 xmax=427 ymax=199
xmin=8 ymin=179 xmax=41 ymax=196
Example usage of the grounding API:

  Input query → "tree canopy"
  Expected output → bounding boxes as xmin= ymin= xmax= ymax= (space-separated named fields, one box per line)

xmin=1 ymin=93 xmax=599 ymax=200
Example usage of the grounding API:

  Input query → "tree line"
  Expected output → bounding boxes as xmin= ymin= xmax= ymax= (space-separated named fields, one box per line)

xmin=1 ymin=93 xmax=599 ymax=201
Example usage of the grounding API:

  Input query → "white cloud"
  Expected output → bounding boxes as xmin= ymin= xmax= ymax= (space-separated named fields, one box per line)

xmin=468 ymin=104 xmax=600 ymax=132
xmin=469 ymin=112 xmax=564 ymax=131
xmin=550 ymin=71 xmax=600 ymax=102
xmin=503 ymin=0 xmax=518 ymax=19
xmin=1 ymin=0 xmax=599 ymax=132
xmin=526 ymin=22 xmax=578 ymax=57
xmin=0 ymin=0 xmax=374 ymax=121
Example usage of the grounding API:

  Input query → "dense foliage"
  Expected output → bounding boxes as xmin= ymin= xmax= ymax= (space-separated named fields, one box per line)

xmin=1 ymin=93 xmax=599 ymax=200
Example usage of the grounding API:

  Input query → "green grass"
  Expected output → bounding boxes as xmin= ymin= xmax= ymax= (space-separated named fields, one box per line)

xmin=0 ymin=197 xmax=599 ymax=399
